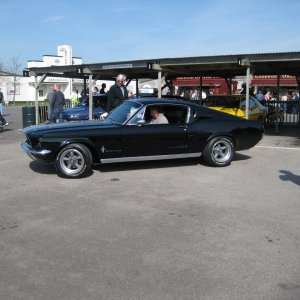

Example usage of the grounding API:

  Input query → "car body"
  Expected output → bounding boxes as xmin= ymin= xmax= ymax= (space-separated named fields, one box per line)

xmin=62 ymin=95 xmax=107 ymax=121
xmin=21 ymin=98 xmax=264 ymax=178
xmin=203 ymin=94 xmax=267 ymax=121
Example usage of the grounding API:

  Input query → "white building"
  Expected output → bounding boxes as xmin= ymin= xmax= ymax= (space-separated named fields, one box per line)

xmin=0 ymin=45 xmax=164 ymax=104
xmin=0 ymin=45 xmax=84 ymax=103
xmin=0 ymin=45 xmax=140 ymax=103
xmin=26 ymin=45 xmax=85 ymax=101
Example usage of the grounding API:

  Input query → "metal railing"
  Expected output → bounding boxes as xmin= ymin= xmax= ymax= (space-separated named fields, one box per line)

xmin=264 ymin=100 xmax=300 ymax=127
xmin=36 ymin=99 xmax=299 ymax=127
xmin=38 ymin=100 xmax=73 ymax=123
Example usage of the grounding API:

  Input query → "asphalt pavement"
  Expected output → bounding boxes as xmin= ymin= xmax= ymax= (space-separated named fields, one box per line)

xmin=0 ymin=106 xmax=299 ymax=300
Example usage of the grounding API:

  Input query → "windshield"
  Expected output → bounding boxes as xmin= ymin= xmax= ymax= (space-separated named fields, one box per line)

xmin=106 ymin=101 xmax=142 ymax=124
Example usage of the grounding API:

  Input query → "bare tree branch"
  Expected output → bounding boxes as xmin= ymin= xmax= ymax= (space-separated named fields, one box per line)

xmin=5 ymin=56 xmax=24 ymax=104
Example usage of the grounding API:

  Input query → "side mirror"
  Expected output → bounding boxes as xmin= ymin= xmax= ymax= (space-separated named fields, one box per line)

xmin=137 ymin=119 xmax=146 ymax=126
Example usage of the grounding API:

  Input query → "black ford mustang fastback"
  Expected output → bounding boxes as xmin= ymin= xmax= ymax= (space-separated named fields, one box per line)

xmin=21 ymin=98 xmax=264 ymax=178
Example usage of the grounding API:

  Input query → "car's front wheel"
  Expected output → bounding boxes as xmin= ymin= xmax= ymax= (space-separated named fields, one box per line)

xmin=202 ymin=136 xmax=235 ymax=167
xmin=54 ymin=143 xmax=92 ymax=178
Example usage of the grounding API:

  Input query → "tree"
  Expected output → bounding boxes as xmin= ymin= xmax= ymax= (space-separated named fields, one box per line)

xmin=5 ymin=56 xmax=23 ymax=104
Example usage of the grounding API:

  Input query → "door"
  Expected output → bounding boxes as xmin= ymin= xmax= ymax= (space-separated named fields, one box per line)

xmin=122 ymin=104 xmax=189 ymax=157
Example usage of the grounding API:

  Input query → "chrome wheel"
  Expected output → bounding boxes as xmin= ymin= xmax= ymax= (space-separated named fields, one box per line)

xmin=203 ymin=137 xmax=235 ymax=167
xmin=59 ymin=148 xmax=85 ymax=175
xmin=55 ymin=143 xmax=92 ymax=178
xmin=211 ymin=139 xmax=232 ymax=163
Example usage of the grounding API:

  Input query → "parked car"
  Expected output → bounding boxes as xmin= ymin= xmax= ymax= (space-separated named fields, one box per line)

xmin=62 ymin=95 xmax=107 ymax=121
xmin=21 ymin=98 xmax=264 ymax=178
xmin=203 ymin=94 xmax=267 ymax=121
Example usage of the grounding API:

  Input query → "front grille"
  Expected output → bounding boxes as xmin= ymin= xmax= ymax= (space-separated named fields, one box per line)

xmin=27 ymin=136 xmax=39 ymax=148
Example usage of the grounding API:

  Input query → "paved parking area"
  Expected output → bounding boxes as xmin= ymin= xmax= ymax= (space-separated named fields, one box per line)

xmin=0 ymin=107 xmax=300 ymax=300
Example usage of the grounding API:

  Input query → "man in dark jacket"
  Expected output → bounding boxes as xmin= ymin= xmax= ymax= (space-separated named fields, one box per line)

xmin=106 ymin=74 xmax=128 ymax=112
xmin=49 ymin=84 xmax=65 ymax=123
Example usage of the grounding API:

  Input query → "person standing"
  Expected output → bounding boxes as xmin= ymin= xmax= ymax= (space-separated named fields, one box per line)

xmin=47 ymin=85 xmax=55 ymax=119
xmin=0 ymin=110 xmax=8 ymax=126
xmin=80 ymin=84 xmax=89 ymax=98
xmin=106 ymin=74 xmax=128 ymax=112
xmin=0 ymin=88 xmax=4 ymax=115
xmin=263 ymin=89 xmax=271 ymax=101
xmin=256 ymin=90 xmax=264 ymax=102
xmin=71 ymin=89 xmax=79 ymax=106
xmin=49 ymin=84 xmax=65 ymax=123
xmin=100 ymin=83 xmax=106 ymax=94
xmin=92 ymin=86 xmax=100 ymax=95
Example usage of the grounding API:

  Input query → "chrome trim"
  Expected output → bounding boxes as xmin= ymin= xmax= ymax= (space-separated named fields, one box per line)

xmin=101 ymin=152 xmax=202 ymax=164
xmin=21 ymin=142 xmax=51 ymax=159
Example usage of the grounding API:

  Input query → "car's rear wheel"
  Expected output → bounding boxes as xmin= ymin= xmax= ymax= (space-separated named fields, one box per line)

xmin=202 ymin=136 xmax=235 ymax=167
xmin=54 ymin=143 xmax=92 ymax=178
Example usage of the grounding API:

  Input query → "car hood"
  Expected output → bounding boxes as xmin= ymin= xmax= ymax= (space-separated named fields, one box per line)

xmin=63 ymin=106 xmax=87 ymax=114
xmin=22 ymin=120 xmax=118 ymax=135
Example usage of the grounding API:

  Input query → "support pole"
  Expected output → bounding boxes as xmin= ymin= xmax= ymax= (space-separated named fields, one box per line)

xmin=199 ymin=77 xmax=203 ymax=103
xmin=35 ymin=76 xmax=39 ymax=124
xmin=89 ymin=75 xmax=93 ymax=120
xmin=83 ymin=78 xmax=87 ymax=97
xmin=275 ymin=75 xmax=280 ymax=133
xmin=158 ymin=71 xmax=162 ymax=98
xmin=245 ymin=67 xmax=250 ymax=119
xmin=136 ymin=78 xmax=139 ymax=97
xmin=296 ymin=75 xmax=300 ymax=91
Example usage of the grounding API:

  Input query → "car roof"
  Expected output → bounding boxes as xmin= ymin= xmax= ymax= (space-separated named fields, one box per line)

xmin=129 ymin=97 xmax=197 ymax=107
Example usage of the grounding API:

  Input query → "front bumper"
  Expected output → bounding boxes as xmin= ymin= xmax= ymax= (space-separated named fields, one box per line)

xmin=21 ymin=142 xmax=52 ymax=160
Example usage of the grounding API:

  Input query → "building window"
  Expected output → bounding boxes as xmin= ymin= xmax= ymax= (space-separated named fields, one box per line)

xmin=7 ymin=82 xmax=20 ymax=95
xmin=38 ymin=90 xmax=44 ymax=97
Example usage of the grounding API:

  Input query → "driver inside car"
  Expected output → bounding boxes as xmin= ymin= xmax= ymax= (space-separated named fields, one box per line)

xmin=149 ymin=106 xmax=169 ymax=124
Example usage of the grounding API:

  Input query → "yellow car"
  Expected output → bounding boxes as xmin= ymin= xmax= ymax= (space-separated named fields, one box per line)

xmin=204 ymin=95 xmax=267 ymax=121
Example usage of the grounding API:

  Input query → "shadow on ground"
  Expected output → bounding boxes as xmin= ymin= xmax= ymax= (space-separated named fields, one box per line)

xmin=27 ymin=154 xmax=252 ymax=176
xmin=279 ymin=170 xmax=300 ymax=186
xmin=265 ymin=126 xmax=300 ymax=138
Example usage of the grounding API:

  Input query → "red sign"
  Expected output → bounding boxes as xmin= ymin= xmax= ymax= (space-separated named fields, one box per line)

xmin=251 ymin=75 xmax=297 ymax=86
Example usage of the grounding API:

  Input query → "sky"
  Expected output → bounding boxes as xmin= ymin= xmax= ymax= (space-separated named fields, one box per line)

xmin=0 ymin=0 xmax=300 ymax=69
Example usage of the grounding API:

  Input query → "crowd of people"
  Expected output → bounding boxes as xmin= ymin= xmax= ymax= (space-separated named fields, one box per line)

xmin=181 ymin=89 xmax=209 ymax=101
xmin=254 ymin=88 xmax=299 ymax=114
xmin=2 ymin=74 xmax=299 ymax=128
xmin=179 ymin=85 xmax=299 ymax=114
xmin=37 ymin=76 xmax=300 ymax=125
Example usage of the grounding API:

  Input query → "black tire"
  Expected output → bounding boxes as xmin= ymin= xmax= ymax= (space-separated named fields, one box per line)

xmin=202 ymin=136 xmax=235 ymax=167
xmin=54 ymin=143 xmax=92 ymax=178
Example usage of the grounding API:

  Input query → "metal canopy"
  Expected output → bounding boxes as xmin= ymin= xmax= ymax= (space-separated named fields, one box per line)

xmin=27 ymin=51 xmax=300 ymax=128
xmin=27 ymin=52 xmax=300 ymax=80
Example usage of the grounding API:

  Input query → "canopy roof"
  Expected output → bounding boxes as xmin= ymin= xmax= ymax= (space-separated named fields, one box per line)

xmin=26 ymin=52 xmax=300 ymax=81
